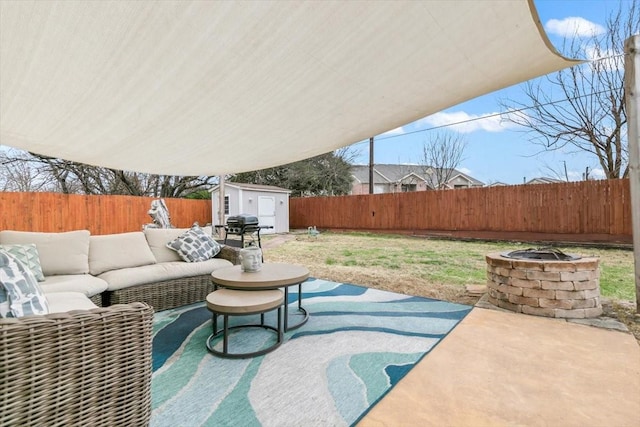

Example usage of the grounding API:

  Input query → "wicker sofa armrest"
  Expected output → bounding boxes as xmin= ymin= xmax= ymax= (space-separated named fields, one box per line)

xmin=0 ymin=303 xmax=154 ymax=427
xmin=217 ymin=244 xmax=240 ymax=265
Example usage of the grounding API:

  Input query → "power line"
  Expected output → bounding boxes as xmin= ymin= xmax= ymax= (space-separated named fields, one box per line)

xmin=352 ymin=52 xmax=627 ymax=147
xmin=360 ymin=87 xmax=620 ymax=145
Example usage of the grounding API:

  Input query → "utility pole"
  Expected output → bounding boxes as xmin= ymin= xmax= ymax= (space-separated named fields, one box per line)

xmin=624 ymin=34 xmax=640 ymax=313
xmin=369 ymin=137 xmax=374 ymax=194
xmin=563 ymin=161 xmax=569 ymax=181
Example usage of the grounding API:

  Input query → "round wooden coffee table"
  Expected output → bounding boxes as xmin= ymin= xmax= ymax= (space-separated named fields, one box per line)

xmin=211 ymin=263 xmax=310 ymax=331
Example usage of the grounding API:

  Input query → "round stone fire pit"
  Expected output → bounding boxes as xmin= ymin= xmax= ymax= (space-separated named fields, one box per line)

xmin=485 ymin=250 xmax=602 ymax=319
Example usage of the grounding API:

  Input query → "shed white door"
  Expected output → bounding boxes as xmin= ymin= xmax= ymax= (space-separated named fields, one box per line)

xmin=258 ymin=196 xmax=276 ymax=234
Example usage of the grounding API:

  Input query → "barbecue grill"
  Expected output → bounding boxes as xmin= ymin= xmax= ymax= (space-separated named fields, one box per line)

xmin=225 ymin=214 xmax=259 ymax=235
xmin=224 ymin=214 xmax=265 ymax=248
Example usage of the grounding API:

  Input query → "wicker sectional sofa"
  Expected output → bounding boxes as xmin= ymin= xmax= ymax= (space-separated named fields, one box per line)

xmin=0 ymin=227 xmax=239 ymax=311
xmin=0 ymin=227 xmax=240 ymax=426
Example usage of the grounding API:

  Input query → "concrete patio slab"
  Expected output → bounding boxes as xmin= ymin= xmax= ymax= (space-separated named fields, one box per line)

xmin=358 ymin=307 xmax=640 ymax=427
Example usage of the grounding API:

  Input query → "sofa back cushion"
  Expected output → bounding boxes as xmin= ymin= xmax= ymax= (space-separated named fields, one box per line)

xmin=0 ymin=230 xmax=90 ymax=276
xmin=89 ymin=232 xmax=157 ymax=275
xmin=143 ymin=226 xmax=213 ymax=263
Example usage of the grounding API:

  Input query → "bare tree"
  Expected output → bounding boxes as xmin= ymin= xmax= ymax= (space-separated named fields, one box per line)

xmin=500 ymin=1 xmax=638 ymax=179
xmin=540 ymin=161 xmax=570 ymax=182
xmin=0 ymin=148 xmax=216 ymax=197
xmin=0 ymin=148 xmax=58 ymax=192
xmin=420 ymin=131 xmax=467 ymax=189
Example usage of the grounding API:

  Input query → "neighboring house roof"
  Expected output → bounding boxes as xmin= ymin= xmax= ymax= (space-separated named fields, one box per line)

xmin=399 ymin=172 xmax=425 ymax=184
xmin=525 ymin=177 xmax=565 ymax=185
xmin=210 ymin=182 xmax=291 ymax=193
xmin=447 ymin=171 xmax=484 ymax=186
xmin=351 ymin=167 xmax=395 ymax=185
xmin=351 ymin=164 xmax=484 ymax=187
xmin=487 ymin=181 xmax=509 ymax=186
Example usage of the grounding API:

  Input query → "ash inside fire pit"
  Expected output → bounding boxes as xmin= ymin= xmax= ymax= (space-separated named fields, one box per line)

xmin=501 ymin=247 xmax=581 ymax=261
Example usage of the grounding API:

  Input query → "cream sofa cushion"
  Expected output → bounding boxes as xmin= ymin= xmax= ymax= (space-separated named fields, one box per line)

xmin=99 ymin=257 xmax=231 ymax=291
xmin=45 ymin=291 xmax=98 ymax=313
xmin=0 ymin=230 xmax=90 ymax=276
xmin=89 ymin=232 xmax=156 ymax=275
xmin=144 ymin=226 xmax=213 ymax=263
xmin=40 ymin=274 xmax=108 ymax=297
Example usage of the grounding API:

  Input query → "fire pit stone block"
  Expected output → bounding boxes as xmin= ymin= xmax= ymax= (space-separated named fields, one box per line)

xmin=486 ymin=252 xmax=602 ymax=319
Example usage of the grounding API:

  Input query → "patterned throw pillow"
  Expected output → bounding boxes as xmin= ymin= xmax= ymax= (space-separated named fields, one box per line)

xmin=0 ymin=250 xmax=49 ymax=317
xmin=166 ymin=225 xmax=221 ymax=263
xmin=0 ymin=243 xmax=45 ymax=281
xmin=0 ymin=276 xmax=10 ymax=318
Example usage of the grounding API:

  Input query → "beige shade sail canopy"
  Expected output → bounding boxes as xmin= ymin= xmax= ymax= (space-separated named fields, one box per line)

xmin=0 ymin=0 xmax=578 ymax=176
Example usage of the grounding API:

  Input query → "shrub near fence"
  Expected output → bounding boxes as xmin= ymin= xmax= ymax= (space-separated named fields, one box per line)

xmin=0 ymin=192 xmax=211 ymax=235
xmin=290 ymin=179 xmax=632 ymax=244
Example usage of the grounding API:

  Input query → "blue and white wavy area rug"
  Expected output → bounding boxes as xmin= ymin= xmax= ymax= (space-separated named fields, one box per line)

xmin=151 ymin=278 xmax=471 ymax=427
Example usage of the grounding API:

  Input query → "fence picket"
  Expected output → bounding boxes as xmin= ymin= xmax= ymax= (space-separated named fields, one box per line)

xmin=0 ymin=192 xmax=211 ymax=235
xmin=289 ymin=179 xmax=632 ymax=243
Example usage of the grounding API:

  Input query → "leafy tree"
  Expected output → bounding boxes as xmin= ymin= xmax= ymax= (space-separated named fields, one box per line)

xmin=230 ymin=149 xmax=354 ymax=197
xmin=500 ymin=0 xmax=638 ymax=179
xmin=184 ymin=189 xmax=212 ymax=200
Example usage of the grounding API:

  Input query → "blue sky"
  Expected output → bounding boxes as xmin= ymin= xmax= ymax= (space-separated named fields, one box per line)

xmin=349 ymin=0 xmax=632 ymax=185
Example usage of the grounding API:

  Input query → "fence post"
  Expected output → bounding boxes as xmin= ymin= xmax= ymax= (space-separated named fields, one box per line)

xmin=624 ymin=35 xmax=640 ymax=313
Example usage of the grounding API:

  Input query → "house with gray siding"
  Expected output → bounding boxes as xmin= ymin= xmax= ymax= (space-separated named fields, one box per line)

xmin=350 ymin=164 xmax=484 ymax=194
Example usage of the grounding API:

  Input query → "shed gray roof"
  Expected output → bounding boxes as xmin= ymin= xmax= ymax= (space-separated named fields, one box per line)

xmin=210 ymin=182 xmax=291 ymax=193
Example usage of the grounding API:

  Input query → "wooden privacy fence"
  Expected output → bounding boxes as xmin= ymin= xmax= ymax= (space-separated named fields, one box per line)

xmin=0 ymin=192 xmax=211 ymax=235
xmin=290 ymin=179 xmax=632 ymax=244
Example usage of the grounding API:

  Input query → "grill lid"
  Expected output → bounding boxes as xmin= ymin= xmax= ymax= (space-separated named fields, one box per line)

xmin=501 ymin=247 xmax=581 ymax=261
xmin=226 ymin=214 xmax=259 ymax=226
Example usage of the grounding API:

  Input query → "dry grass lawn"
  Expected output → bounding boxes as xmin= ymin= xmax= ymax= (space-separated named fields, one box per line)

xmin=262 ymin=231 xmax=640 ymax=340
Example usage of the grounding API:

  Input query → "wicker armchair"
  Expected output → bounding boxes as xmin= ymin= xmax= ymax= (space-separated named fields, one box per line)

xmin=0 ymin=303 xmax=154 ymax=427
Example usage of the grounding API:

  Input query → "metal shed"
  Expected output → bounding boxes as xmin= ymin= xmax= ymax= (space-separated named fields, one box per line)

xmin=210 ymin=183 xmax=291 ymax=234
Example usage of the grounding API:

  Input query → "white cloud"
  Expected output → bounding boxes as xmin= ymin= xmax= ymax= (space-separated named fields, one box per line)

xmin=567 ymin=170 xmax=583 ymax=181
xmin=545 ymin=17 xmax=605 ymax=38
xmin=567 ymin=168 xmax=606 ymax=181
xmin=457 ymin=167 xmax=472 ymax=175
xmin=588 ymin=168 xmax=606 ymax=179
xmin=418 ymin=111 xmax=518 ymax=134
xmin=585 ymin=45 xmax=624 ymax=71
